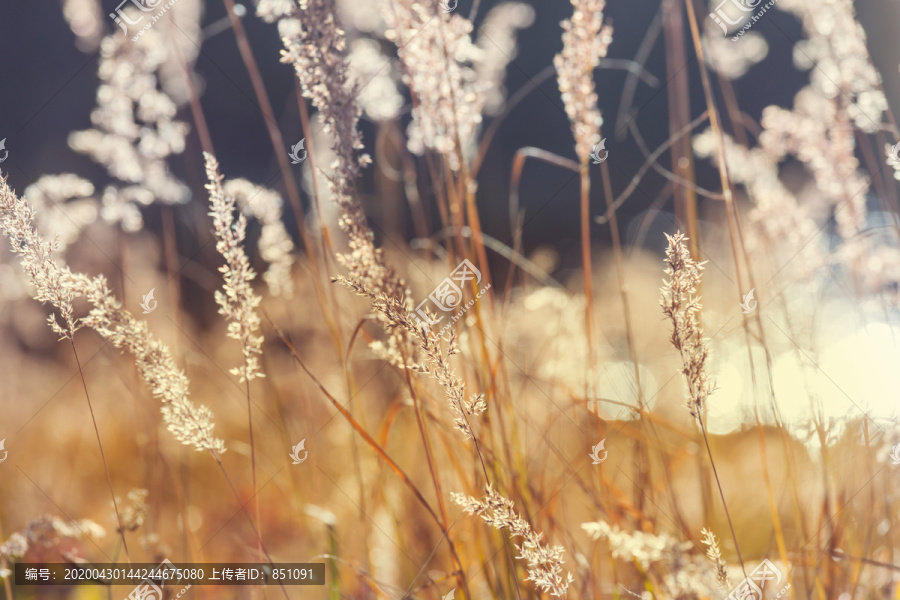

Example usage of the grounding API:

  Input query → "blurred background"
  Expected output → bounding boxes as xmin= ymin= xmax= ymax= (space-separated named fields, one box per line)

xmin=2 ymin=0 xmax=900 ymax=598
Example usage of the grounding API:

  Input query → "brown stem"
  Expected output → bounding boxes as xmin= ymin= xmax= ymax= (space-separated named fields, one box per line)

xmin=662 ymin=0 xmax=700 ymax=258
xmin=69 ymin=337 xmax=130 ymax=561
xmin=211 ymin=455 xmax=290 ymax=600
xmin=220 ymin=0 xmax=334 ymax=330
xmin=161 ymin=206 xmax=182 ymax=355
xmin=267 ymin=313 xmax=471 ymax=599
xmin=244 ymin=374 xmax=263 ymax=570
xmin=580 ymin=167 xmax=597 ymax=396
xmin=699 ymin=420 xmax=747 ymax=580
xmin=296 ymin=89 xmax=346 ymax=358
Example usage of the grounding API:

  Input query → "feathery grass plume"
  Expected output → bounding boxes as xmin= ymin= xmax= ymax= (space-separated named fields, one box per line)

xmin=267 ymin=0 xmax=407 ymax=304
xmin=582 ymin=520 xmax=720 ymax=596
xmin=61 ymin=0 xmax=104 ymax=52
xmin=0 ymin=176 xmax=226 ymax=454
xmin=701 ymin=19 xmax=767 ymax=80
xmin=115 ymin=489 xmax=150 ymax=533
xmin=554 ymin=0 xmax=613 ymax=162
xmin=692 ymin=129 xmax=821 ymax=275
xmin=476 ymin=2 xmax=536 ymax=116
xmin=700 ymin=527 xmax=730 ymax=589
xmin=0 ymin=533 xmax=28 ymax=560
xmin=260 ymin=0 xmax=400 ymax=287
xmin=68 ymin=30 xmax=190 ymax=232
xmin=5 ymin=515 xmax=106 ymax=552
xmin=268 ymin=0 xmax=486 ymax=437
xmin=659 ymin=231 xmax=713 ymax=421
xmin=335 ymin=276 xmax=486 ymax=438
xmin=758 ymin=0 xmax=892 ymax=298
xmin=776 ymin=0 xmax=887 ymax=133
xmin=758 ymin=89 xmax=900 ymax=301
xmin=80 ymin=274 xmax=226 ymax=453
xmin=379 ymin=0 xmax=486 ymax=169
xmin=1 ymin=516 xmax=105 ymax=582
xmin=347 ymin=38 xmax=403 ymax=122
xmin=223 ymin=178 xmax=295 ymax=298
xmin=760 ymin=90 xmax=868 ymax=245
xmin=581 ymin=520 xmax=691 ymax=570
xmin=23 ymin=175 xmax=98 ymax=252
xmin=453 ymin=485 xmax=573 ymax=596
xmin=0 ymin=180 xmax=83 ymax=340
xmin=270 ymin=0 xmax=369 ymax=187
xmin=205 ymin=153 xmax=266 ymax=383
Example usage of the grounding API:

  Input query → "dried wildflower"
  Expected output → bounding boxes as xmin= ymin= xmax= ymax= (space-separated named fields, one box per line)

xmin=583 ymin=520 xmax=722 ymax=595
xmin=16 ymin=515 xmax=105 ymax=548
xmin=581 ymin=519 xmax=691 ymax=570
xmin=476 ymin=2 xmax=535 ymax=115
xmin=761 ymin=89 xmax=868 ymax=242
xmin=269 ymin=0 xmax=484 ymax=436
xmin=0 ymin=534 xmax=28 ymax=559
xmin=778 ymin=0 xmax=887 ymax=133
xmin=554 ymin=0 xmax=613 ymax=162
xmin=347 ymin=38 xmax=403 ymax=122
xmin=335 ymin=275 xmax=486 ymax=438
xmin=0 ymin=181 xmax=83 ymax=340
xmin=116 ymin=489 xmax=149 ymax=532
xmin=692 ymin=129 xmax=821 ymax=275
xmin=223 ymin=178 xmax=295 ymax=298
xmin=62 ymin=0 xmax=104 ymax=52
xmin=79 ymin=274 xmax=227 ymax=454
xmin=23 ymin=175 xmax=98 ymax=252
xmin=272 ymin=0 xmax=370 ymax=185
xmin=454 ymin=485 xmax=574 ymax=597
xmin=702 ymin=20 xmax=767 ymax=80
xmin=1 ymin=176 xmax=226 ymax=454
xmin=382 ymin=1 xmax=486 ymax=169
xmin=271 ymin=0 xmax=405 ymax=301
xmin=205 ymin=153 xmax=265 ymax=383
xmin=68 ymin=31 xmax=190 ymax=232
xmin=660 ymin=232 xmax=714 ymax=421
xmin=700 ymin=527 xmax=730 ymax=588
xmin=256 ymin=0 xmax=296 ymax=21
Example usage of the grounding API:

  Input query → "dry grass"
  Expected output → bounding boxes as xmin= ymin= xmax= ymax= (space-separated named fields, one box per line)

xmin=1 ymin=0 xmax=900 ymax=599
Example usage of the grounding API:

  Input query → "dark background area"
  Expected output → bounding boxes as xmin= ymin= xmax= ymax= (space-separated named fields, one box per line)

xmin=0 ymin=0 xmax=899 ymax=277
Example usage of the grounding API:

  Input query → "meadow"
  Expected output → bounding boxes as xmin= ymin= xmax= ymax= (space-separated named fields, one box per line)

xmin=1 ymin=0 xmax=899 ymax=598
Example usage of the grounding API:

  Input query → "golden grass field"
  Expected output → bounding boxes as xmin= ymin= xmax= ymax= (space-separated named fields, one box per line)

xmin=1 ymin=0 xmax=900 ymax=599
